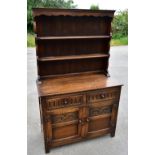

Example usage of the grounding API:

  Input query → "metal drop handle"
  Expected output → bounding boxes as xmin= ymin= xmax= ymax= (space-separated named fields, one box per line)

xmin=101 ymin=94 xmax=105 ymax=98
xmin=64 ymin=100 xmax=68 ymax=104
xmin=86 ymin=118 xmax=90 ymax=122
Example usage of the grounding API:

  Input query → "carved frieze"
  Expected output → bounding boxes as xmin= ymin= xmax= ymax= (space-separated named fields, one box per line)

xmin=46 ymin=95 xmax=83 ymax=110
xmin=87 ymin=91 xmax=119 ymax=102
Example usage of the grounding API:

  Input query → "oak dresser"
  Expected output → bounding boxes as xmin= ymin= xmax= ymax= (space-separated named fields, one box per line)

xmin=32 ymin=8 xmax=122 ymax=153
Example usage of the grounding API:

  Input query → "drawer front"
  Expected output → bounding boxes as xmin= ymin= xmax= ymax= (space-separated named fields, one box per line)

xmin=45 ymin=94 xmax=84 ymax=110
xmin=87 ymin=87 xmax=121 ymax=103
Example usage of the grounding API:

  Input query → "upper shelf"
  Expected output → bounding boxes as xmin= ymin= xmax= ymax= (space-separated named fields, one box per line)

xmin=38 ymin=53 xmax=110 ymax=62
xmin=36 ymin=35 xmax=112 ymax=40
xmin=33 ymin=8 xmax=115 ymax=18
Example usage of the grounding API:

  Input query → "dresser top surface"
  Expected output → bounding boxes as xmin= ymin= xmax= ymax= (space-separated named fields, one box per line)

xmin=37 ymin=73 xmax=122 ymax=97
xmin=32 ymin=8 xmax=115 ymax=18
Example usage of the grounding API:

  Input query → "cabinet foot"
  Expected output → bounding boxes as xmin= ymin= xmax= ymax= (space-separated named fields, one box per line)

xmin=45 ymin=147 xmax=50 ymax=154
xmin=110 ymin=132 xmax=115 ymax=137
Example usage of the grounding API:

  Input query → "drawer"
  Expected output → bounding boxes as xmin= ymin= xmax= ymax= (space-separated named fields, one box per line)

xmin=45 ymin=94 xmax=84 ymax=110
xmin=87 ymin=87 xmax=121 ymax=103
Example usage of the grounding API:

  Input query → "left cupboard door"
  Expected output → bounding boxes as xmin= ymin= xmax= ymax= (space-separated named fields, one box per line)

xmin=42 ymin=105 xmax=83 ymax=149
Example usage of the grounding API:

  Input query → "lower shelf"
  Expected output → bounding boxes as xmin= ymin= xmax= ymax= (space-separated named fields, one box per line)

xmin=37 ymin=53 xmax=109 ymax=62
xmin=36 ymin=35 xmax=111 ymax=40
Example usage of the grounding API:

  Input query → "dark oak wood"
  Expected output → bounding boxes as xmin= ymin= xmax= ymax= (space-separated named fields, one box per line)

xmin=32 ymin=8 xmax=123 ymax=153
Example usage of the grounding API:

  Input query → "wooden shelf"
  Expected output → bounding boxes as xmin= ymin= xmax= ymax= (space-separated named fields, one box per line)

xmin=37 ymin=73 xmax=122 ymax=96
xmin=36 ymin=35 xmax=111 ymax=40
xmin=38 ymin=53 xmax=109 ymax=62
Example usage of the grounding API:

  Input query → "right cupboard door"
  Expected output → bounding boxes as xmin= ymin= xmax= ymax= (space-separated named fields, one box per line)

xmin=87 ymin=100 xmax=113 ymax=138
xmin=86 ymin=87 xmax=121 ymax=138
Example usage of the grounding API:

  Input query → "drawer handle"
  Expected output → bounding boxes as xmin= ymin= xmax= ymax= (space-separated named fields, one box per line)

xmin=86 ymin=118 xmax=90 ymax=122
xmin=79 ymin=120 xmax=82 ymax=123
xmin=79 ymin=119 xmax=89 ymax=124
xmin=79 ymin=120 xmax=84 ymax=125
xmin=64 ymin=100 xmax=68 ymax=105
xmin=101 ymin=94 xmax=105 ymax=98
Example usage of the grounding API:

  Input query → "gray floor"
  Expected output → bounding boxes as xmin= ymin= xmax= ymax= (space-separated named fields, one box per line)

xmin=27 ymin=46 xmax=128 ymax=155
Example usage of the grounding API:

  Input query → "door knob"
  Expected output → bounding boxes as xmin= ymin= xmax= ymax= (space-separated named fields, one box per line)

xmin=101 ymin=94 xmax=105 ymax=98
xmin=86 ymin=118 xmax=90 ymax=122
xmin=64 ymin=100 xmax=68 ymax=104
xmin=79 ymin=120 xmax=82 ymax=123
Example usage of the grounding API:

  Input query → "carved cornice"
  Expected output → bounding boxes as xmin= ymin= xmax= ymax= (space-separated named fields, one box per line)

xmin=33 ymin=8 xmax=115 ymax=18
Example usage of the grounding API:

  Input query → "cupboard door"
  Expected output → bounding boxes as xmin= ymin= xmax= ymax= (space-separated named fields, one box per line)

xmin=86 ymin=100 xmax=114 ymax=138
xmin=43 ymin=106 xmax=83 ymax=147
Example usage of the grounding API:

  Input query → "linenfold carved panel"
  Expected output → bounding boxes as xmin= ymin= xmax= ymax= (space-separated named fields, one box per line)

xmin=46 ymin=95 xmax=84 ymax=109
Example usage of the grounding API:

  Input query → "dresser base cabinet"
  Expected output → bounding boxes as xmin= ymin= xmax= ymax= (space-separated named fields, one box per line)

xmin=38 ymin=85 xmax=122 ymax=153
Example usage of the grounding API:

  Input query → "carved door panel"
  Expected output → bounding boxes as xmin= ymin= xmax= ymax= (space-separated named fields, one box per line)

xmin=45 ymin=106 xmax=84 ymax=146
xmin=86 ymin=101 xmax=114 ymax=138
xmin=85 ymin=87 xmax=121 ymax=138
